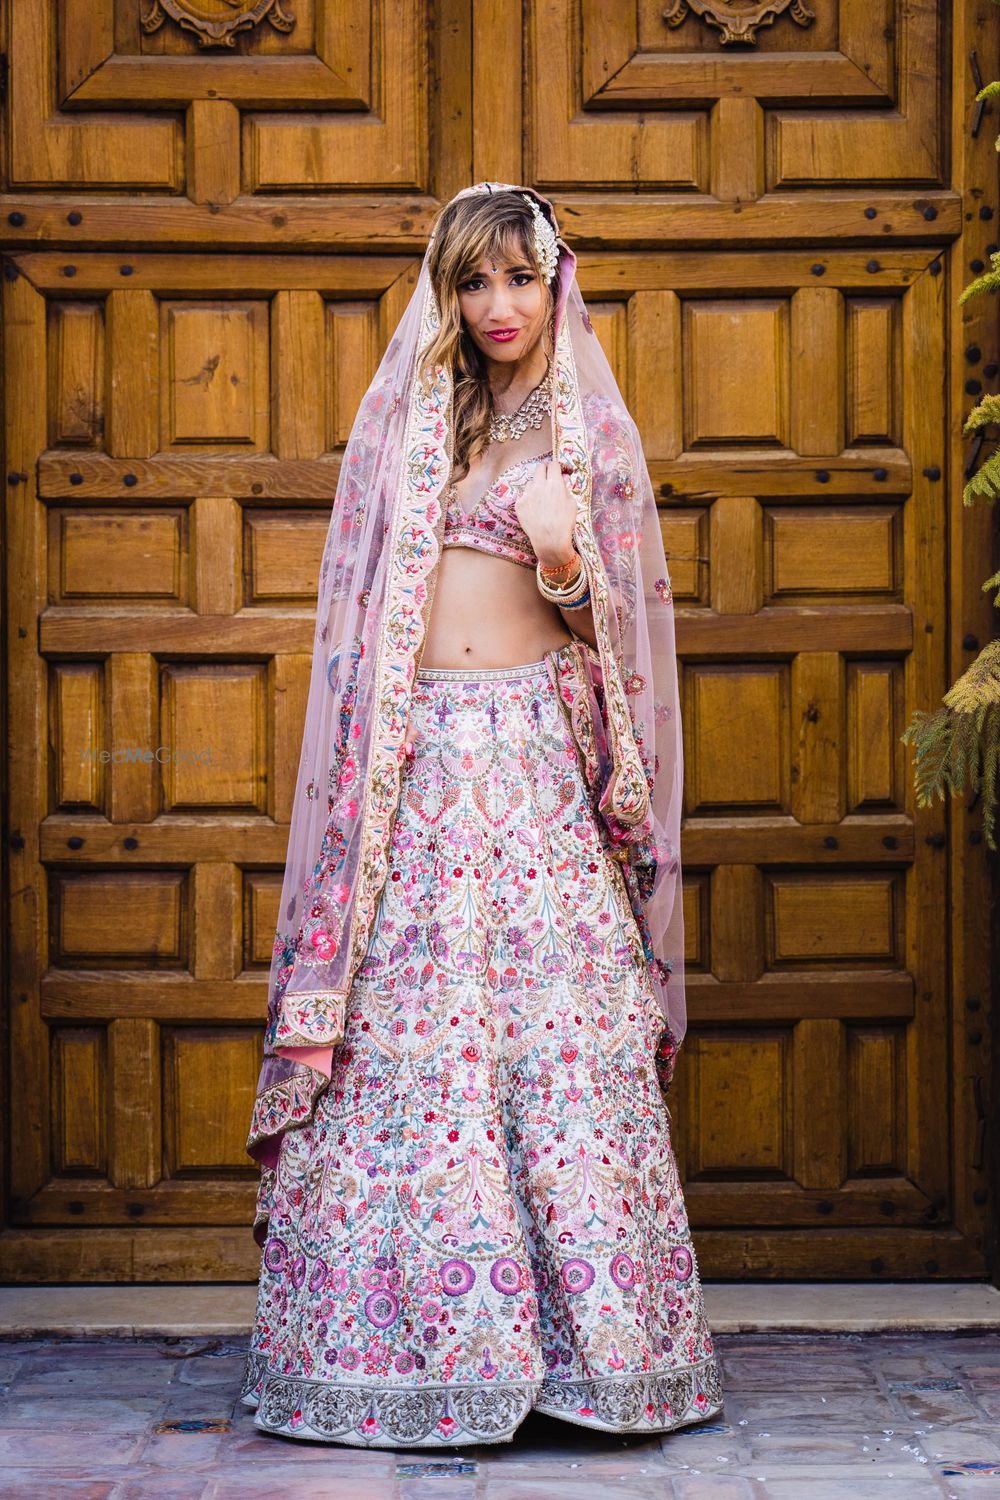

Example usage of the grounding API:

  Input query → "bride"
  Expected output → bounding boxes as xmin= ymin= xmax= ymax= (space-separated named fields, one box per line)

xmin=241 ymin=181 xmax=721 ymax=1448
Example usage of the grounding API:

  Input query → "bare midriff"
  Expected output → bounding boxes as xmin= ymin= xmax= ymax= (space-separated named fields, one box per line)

xmin=418 ymin=437 xmax=575 ymax=670
xmin=420 ymin=546 xmax=574 ymax=669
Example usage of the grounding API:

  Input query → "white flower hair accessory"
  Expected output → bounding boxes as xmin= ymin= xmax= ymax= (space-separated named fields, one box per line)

xmin=520 ymin=192 xmax=559 ymax=284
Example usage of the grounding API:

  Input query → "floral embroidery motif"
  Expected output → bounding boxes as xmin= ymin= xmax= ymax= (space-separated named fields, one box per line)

xmin=554 ymin=333 xmax=649 ymax=830
xmin=589 ymin=401 xmax=641 ymax=641
xmin=344 ymin=280 xmax=453 ymax=997
xmin=548 ymin=641 xmax=605 ymax=797
xmin=442 ymin=451 xmax=553 ymax=569
xmin=245 ymin=663 xmax=720 ymax=1447
xmin=247 ymin=1066 xmax=331 ymax=1182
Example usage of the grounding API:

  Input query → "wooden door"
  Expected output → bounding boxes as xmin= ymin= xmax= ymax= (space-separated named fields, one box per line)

xmin=1 ymin=0 xmax=995 ymax=1281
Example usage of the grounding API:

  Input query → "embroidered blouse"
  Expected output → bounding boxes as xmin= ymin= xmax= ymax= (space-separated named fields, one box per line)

xmin=442 ymin=450 xmax=553 ymax=568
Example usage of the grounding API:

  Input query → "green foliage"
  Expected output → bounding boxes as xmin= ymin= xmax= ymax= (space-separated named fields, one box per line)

xmin=903 ymin=642 xmax=1000 ymax=849
xmin=944 ymin=637 xmax=1000 ymax=717
xmin=958 ymin=251 xmax=1000 ymax=306
xmin=902 ymin=60 xmax=1000 ymax=846
xmin=964 ymin=392 xmax=1000 ymax=433
xmin=964 ymin=447 xmax=1000 ymax=506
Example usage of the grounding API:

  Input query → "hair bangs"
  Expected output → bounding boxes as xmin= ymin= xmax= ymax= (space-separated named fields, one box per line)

xmin=458 ymin=218 xmax=534 ymax=282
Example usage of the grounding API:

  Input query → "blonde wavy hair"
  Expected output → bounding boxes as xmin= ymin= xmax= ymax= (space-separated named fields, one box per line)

xmin=420 ymin=190 xmax=557 ymax=480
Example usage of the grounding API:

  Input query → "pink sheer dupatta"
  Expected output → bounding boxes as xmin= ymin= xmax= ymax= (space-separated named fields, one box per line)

xmin=246 ymin=184 xmax=686 ymax=1238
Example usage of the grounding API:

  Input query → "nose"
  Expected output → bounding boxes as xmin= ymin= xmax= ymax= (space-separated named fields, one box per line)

xmin=486 ymin=285 xmax=516 ymax=320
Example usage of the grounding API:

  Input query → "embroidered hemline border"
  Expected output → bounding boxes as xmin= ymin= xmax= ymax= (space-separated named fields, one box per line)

xmin=241 ymin=1348 xmax=723 ymax=1447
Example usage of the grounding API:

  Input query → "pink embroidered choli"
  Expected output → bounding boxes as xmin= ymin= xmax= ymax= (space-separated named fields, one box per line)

xmin=442 ymin=449 xmax=553 ymax=566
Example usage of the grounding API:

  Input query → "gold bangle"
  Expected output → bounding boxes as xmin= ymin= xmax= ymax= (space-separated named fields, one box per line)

xmin=537 ymin=559 xmax=583 ymax=592
xmin=536 ymin=559 xmax=588 ymax=605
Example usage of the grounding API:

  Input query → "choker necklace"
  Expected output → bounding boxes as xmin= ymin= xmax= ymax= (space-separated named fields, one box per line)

xmin=488 ymin=359 xmax=552 ymax=442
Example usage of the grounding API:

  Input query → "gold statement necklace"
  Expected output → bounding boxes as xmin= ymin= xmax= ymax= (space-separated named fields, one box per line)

xmin=488 ymin=357 xmax=552 ymax=443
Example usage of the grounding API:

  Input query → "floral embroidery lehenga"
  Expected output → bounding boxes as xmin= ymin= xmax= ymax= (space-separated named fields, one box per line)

xmin=241 ymin=183 xmax=722 ymax=1448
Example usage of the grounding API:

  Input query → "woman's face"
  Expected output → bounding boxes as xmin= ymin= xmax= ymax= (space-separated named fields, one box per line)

xmin=456 ymin=244 xmax=548 ymax=366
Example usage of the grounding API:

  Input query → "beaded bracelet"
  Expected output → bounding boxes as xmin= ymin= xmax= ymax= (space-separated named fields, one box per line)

xmin=536 ymin=558 xmax=589 ymax=607
xmin=538 ymin=549 xmax=580 ymax=583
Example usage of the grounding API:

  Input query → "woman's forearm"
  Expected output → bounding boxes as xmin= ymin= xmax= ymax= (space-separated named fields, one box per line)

xmin=558 ymin=599 xmax=597 ymax=647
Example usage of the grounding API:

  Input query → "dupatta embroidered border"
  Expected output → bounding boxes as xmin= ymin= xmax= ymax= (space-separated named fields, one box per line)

xmin=247 ymin=251 xmax=654 ymax=1181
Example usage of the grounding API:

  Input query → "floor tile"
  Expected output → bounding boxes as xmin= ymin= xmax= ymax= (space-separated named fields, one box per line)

xmin=0 ymin=1393 xmax=162 ymax=1432
xmin=135 ymin=1430 xmax=228 ymax=1469
xmin=720 ymin=1355 xmax=876 ymax=1391
xmin=203 ymin=1474 xmax=399 ymax=1499
xmin=0 ymin=1329 xmax=996 ymax=1496
xmin=877 ymin=1354 xmax=954 ymax=1380
xmin=482 ymin=1483 xmax=667 ymax=1499
xmin=0 ymin=1483 xmax=118 ymax=1499
xmin=220 ymin=1425 xmax=398 ymax=1466
xmin=670 ymin=1481 xmax=759 ymax=1499
xmin=922 ymin=1425 xmax=1000 ymax=1465
xmin=0 ymin=1429 xmax=145 ymax=1467
xmin=178 ymin=1355 xmax=250 ymax=1388
xmin=730 ymin=1390 xmax=898 ymax=1424
xmin=892 ymin=1386 xmax=984 ymax=1424
xmin=971 ymin=1388 xmax=1000 ymax=1420
xmin=758 ymin=1482 xmax=940 ymax=1498
xmin=745 ymin=1432 xmax=921 ymax=1470
xmin=114 ymin=1481 xmax=209 ymax=1500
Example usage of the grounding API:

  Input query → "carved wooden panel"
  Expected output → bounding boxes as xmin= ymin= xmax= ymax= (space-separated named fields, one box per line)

xmin=2 ymin=1 xmax=994 ymax=1283
xmin=10 ymin=0 xmax=424 ymax=196
xmin=141 ymin=0 xmax=298 ymax=51
xmin=663 ymin=1 xmax=816 ymax=48
xmin=571 ymin=240 xmax=985 ymax=1278
xmin=51 ymin=1028 xmax=108 ymax=1177
xmin=3 ymin=250 xmax=416 ymax=1276
xmin=535 ymin=1 xmax=942 ymax=193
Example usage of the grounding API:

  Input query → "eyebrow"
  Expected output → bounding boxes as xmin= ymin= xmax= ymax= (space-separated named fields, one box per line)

xmin=463 ymin=262 xmax=533 ymax=277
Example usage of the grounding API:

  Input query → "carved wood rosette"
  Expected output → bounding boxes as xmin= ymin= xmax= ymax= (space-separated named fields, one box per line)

xmin=141 ymin=0 xmax=295 ymax=49
xmin=663 ymin=0 xmax=815 ymax=45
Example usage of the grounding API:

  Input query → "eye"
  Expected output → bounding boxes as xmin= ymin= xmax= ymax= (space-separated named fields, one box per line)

xmin=459 ymin=272 xmax=535 ymax=292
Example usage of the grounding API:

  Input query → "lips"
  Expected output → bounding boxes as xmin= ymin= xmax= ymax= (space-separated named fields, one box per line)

xmin=486 ymin=329 xmax=519 ymax=342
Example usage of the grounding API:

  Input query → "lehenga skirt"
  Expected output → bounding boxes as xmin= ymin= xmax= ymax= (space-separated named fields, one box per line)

xmin=241 ymin=655 xmax=722 ymax=1448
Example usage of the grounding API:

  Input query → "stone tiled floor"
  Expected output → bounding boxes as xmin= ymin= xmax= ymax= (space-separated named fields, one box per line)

xmin=0 ymin=1333 xmax=999 ymax=1497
